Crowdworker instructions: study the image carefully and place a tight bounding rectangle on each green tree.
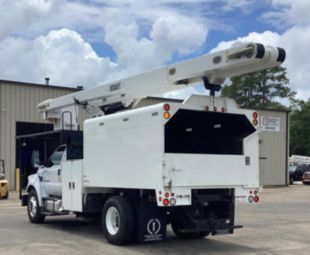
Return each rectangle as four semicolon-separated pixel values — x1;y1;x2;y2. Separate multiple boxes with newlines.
290;100;310;156
222;66;295;109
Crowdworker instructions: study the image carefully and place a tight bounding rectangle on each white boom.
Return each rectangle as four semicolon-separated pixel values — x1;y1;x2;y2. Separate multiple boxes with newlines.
38;42;285;130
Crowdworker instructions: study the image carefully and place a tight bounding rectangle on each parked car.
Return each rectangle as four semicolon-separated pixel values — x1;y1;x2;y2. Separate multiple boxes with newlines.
290;164;310;184
302;171;310;185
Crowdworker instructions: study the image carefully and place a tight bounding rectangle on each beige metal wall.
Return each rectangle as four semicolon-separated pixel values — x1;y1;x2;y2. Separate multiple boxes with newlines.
0;81;78;190
258;110;289;186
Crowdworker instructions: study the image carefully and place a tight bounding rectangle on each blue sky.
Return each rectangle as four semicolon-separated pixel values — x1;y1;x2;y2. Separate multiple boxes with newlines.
0;0;309;100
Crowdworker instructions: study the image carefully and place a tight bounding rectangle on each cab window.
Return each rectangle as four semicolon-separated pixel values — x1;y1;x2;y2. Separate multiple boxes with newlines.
49;146;65;166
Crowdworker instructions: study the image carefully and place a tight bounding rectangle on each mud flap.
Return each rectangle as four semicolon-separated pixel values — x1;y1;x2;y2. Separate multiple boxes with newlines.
138;200;166;242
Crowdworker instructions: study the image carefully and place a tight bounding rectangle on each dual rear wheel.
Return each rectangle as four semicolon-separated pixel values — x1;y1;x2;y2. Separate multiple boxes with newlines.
102;196;210;244
102;196;135;245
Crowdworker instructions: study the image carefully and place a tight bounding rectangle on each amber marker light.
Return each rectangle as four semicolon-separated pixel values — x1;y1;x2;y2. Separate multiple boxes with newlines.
253;119;258;126
164;112;171;119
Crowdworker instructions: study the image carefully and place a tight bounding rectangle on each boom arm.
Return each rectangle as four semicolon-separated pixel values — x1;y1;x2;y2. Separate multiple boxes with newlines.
38;42;285;130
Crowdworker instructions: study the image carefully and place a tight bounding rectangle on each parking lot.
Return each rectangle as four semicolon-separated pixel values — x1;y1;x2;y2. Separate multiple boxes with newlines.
1;185;309;255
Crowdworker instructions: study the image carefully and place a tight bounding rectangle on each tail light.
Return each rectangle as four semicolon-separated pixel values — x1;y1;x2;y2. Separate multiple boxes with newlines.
252;111;258;126
163;104;171;119
163;198;169;206
163;104;170;111
253;196;259;203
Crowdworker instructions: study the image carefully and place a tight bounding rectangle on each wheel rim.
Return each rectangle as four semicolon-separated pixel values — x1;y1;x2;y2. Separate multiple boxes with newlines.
28;196;38;217
105;206;120;235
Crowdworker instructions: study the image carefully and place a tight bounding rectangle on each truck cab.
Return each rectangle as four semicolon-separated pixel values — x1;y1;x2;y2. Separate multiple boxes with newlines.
37;145;66;197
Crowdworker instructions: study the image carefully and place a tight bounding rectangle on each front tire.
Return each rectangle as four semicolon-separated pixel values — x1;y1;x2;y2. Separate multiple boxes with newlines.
102;196;135;245
27;190;45;223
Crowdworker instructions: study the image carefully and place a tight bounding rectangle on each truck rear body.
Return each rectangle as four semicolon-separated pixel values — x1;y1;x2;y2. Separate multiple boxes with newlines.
83;95;260;206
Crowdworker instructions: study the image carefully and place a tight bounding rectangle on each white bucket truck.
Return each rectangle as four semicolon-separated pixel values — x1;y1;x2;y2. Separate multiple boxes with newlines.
19;42;286;245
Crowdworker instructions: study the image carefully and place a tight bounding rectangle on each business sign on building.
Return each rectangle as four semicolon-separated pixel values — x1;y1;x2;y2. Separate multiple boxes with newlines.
260;116;281;132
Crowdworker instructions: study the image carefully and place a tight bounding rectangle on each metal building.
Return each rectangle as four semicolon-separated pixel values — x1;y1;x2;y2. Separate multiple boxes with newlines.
0;80;80;190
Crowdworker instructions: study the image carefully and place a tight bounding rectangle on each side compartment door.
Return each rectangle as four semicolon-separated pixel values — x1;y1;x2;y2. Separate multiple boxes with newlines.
71;160;83;211
62;161;72;210
62;160;83;212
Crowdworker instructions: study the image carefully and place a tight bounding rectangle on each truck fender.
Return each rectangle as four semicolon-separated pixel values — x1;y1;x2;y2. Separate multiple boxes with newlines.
26;174;46;207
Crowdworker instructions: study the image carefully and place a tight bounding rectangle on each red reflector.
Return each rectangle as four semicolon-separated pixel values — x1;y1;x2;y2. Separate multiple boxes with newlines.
163;198;169;206
163;104;170;111
254;196;259;203
254;190;258;195
158;197;162;202
165;192;169;198
214;106;217;112
171;192;175;197
253;112;258;119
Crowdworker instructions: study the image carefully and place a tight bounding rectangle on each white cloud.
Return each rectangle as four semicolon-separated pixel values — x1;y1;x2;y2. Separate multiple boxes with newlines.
211;31;281;52
0;29;114;86
0;0;54;40
0;19;207;88
264;0;310;28
151;16;207;55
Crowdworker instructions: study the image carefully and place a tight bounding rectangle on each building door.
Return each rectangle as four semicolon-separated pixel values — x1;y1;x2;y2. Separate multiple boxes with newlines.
16;122;53;189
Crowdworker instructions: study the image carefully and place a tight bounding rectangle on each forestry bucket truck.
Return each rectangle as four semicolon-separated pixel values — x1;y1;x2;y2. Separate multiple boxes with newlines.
17;42;286;245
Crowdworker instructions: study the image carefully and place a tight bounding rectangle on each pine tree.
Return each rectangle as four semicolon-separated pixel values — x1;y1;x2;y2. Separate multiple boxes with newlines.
222;66;295;109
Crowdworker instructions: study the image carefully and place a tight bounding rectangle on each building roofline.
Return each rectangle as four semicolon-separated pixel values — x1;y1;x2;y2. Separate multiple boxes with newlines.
242;106;291;113
0;79;82;91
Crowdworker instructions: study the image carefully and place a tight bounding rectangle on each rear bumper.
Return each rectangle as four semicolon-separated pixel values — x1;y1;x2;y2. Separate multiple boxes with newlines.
302;178;310;184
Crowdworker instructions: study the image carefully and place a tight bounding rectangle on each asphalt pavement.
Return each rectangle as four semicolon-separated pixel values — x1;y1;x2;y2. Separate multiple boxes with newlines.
0;184;309;255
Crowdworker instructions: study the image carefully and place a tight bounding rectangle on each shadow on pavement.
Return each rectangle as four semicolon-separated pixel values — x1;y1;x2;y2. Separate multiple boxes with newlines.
43;216;259;255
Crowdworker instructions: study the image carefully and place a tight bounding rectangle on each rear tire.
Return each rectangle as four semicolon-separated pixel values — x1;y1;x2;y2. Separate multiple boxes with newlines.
102;196;135;245
27;190;45;223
